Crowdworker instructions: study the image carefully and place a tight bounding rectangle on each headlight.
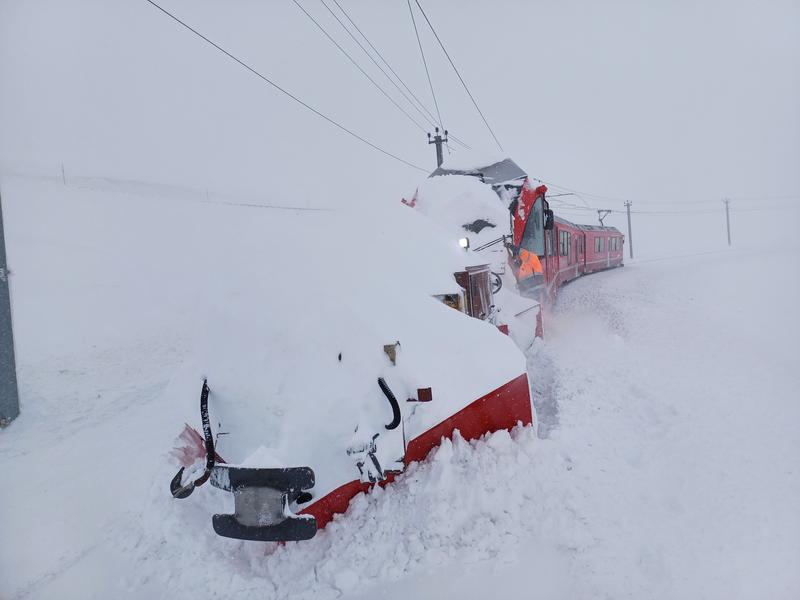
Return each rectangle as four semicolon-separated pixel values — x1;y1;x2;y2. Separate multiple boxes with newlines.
458;237;470;250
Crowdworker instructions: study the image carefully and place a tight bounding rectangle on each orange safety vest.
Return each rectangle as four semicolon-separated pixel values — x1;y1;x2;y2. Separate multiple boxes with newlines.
519;248;543;278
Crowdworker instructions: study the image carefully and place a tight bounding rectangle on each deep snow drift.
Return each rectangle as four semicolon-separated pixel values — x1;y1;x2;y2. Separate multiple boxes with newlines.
1;176;799;599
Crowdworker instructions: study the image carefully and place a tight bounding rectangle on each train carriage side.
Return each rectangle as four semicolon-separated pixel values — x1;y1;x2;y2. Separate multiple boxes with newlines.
579;225;625;273
549;217;585;289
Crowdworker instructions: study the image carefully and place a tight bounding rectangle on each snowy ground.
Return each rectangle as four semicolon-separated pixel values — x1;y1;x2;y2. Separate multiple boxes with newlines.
1;177;799;599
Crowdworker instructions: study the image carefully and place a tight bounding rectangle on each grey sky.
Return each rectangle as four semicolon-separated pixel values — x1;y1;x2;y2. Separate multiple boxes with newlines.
1;0;797;250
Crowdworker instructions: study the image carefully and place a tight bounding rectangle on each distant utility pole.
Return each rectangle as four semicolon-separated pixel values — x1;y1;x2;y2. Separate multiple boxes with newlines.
723;198;731;246
427;127;448;168
597;209;611;227
0;186;20;427
624;201;633;259
61;163;66;186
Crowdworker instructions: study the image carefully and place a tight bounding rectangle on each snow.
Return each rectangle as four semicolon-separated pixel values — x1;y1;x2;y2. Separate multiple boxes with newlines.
412;173;541;349
436;150;510;173
0;173;527;524
414;174;511;249
1;174;799;599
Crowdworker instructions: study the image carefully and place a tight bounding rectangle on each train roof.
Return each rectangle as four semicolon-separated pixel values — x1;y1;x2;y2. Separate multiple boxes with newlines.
555;215;622;234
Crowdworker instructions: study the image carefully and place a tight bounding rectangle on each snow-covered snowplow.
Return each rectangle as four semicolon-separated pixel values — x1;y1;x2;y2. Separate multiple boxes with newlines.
166;203;533;542
407;154;549;345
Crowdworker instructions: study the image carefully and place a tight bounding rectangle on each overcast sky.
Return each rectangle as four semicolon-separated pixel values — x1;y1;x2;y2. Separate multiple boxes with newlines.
1;0;798;251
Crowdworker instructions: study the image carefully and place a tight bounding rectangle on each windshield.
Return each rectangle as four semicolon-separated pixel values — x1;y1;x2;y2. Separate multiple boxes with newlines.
520;195;545;256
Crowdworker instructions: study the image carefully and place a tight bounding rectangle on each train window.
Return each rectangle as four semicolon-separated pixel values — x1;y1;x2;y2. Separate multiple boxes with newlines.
559;230;570;256
520;195;545;256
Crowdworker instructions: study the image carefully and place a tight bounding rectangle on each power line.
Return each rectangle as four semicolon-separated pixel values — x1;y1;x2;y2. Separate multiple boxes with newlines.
142;0;427;172
292;0;429;135
332;0;434;122
407;0;445;134
319;0;431;126
414;0;504;152
330;0;469;149
327;0;471;150
549;201;721;215
320;0;466;147
538;176;800;211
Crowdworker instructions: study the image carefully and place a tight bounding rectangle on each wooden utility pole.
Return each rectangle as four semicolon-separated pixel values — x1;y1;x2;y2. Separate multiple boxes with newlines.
723;198;731;246
624;201;633;259
427;127;448;168
0;186;20;426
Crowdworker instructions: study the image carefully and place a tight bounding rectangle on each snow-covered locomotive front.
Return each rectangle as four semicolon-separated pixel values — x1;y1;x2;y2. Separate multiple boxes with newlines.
167;202;532;541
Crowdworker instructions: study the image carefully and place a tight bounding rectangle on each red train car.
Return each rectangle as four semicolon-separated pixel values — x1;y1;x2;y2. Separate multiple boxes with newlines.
428;156;625;304
579;223;625;274
542;218;624;298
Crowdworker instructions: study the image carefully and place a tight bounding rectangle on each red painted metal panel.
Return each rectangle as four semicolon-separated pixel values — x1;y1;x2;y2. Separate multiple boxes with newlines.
301;373;532;529
511;180;548;247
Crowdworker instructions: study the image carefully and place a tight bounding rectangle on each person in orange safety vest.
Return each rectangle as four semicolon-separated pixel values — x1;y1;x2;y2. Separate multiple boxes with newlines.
518;248;543;279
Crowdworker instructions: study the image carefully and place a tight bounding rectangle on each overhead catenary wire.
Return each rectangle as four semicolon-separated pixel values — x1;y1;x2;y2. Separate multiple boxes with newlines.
414;0;504;152
142;0;427;173
321;0;470;150
292;0;430;135
407;0;446;136
535;176;800;212
329;0;472;150
550;201;799;216
331;0;436;122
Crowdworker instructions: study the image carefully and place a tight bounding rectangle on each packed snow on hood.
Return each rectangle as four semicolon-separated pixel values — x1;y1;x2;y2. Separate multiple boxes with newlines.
1;175;798;600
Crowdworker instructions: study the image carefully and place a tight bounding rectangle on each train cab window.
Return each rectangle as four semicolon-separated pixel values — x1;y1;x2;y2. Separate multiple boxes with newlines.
520;195;545;256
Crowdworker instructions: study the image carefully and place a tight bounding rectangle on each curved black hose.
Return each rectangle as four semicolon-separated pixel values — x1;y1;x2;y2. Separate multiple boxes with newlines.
199;379;215;476
491;271;503;294
170;379;215;499
377;377;401;430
